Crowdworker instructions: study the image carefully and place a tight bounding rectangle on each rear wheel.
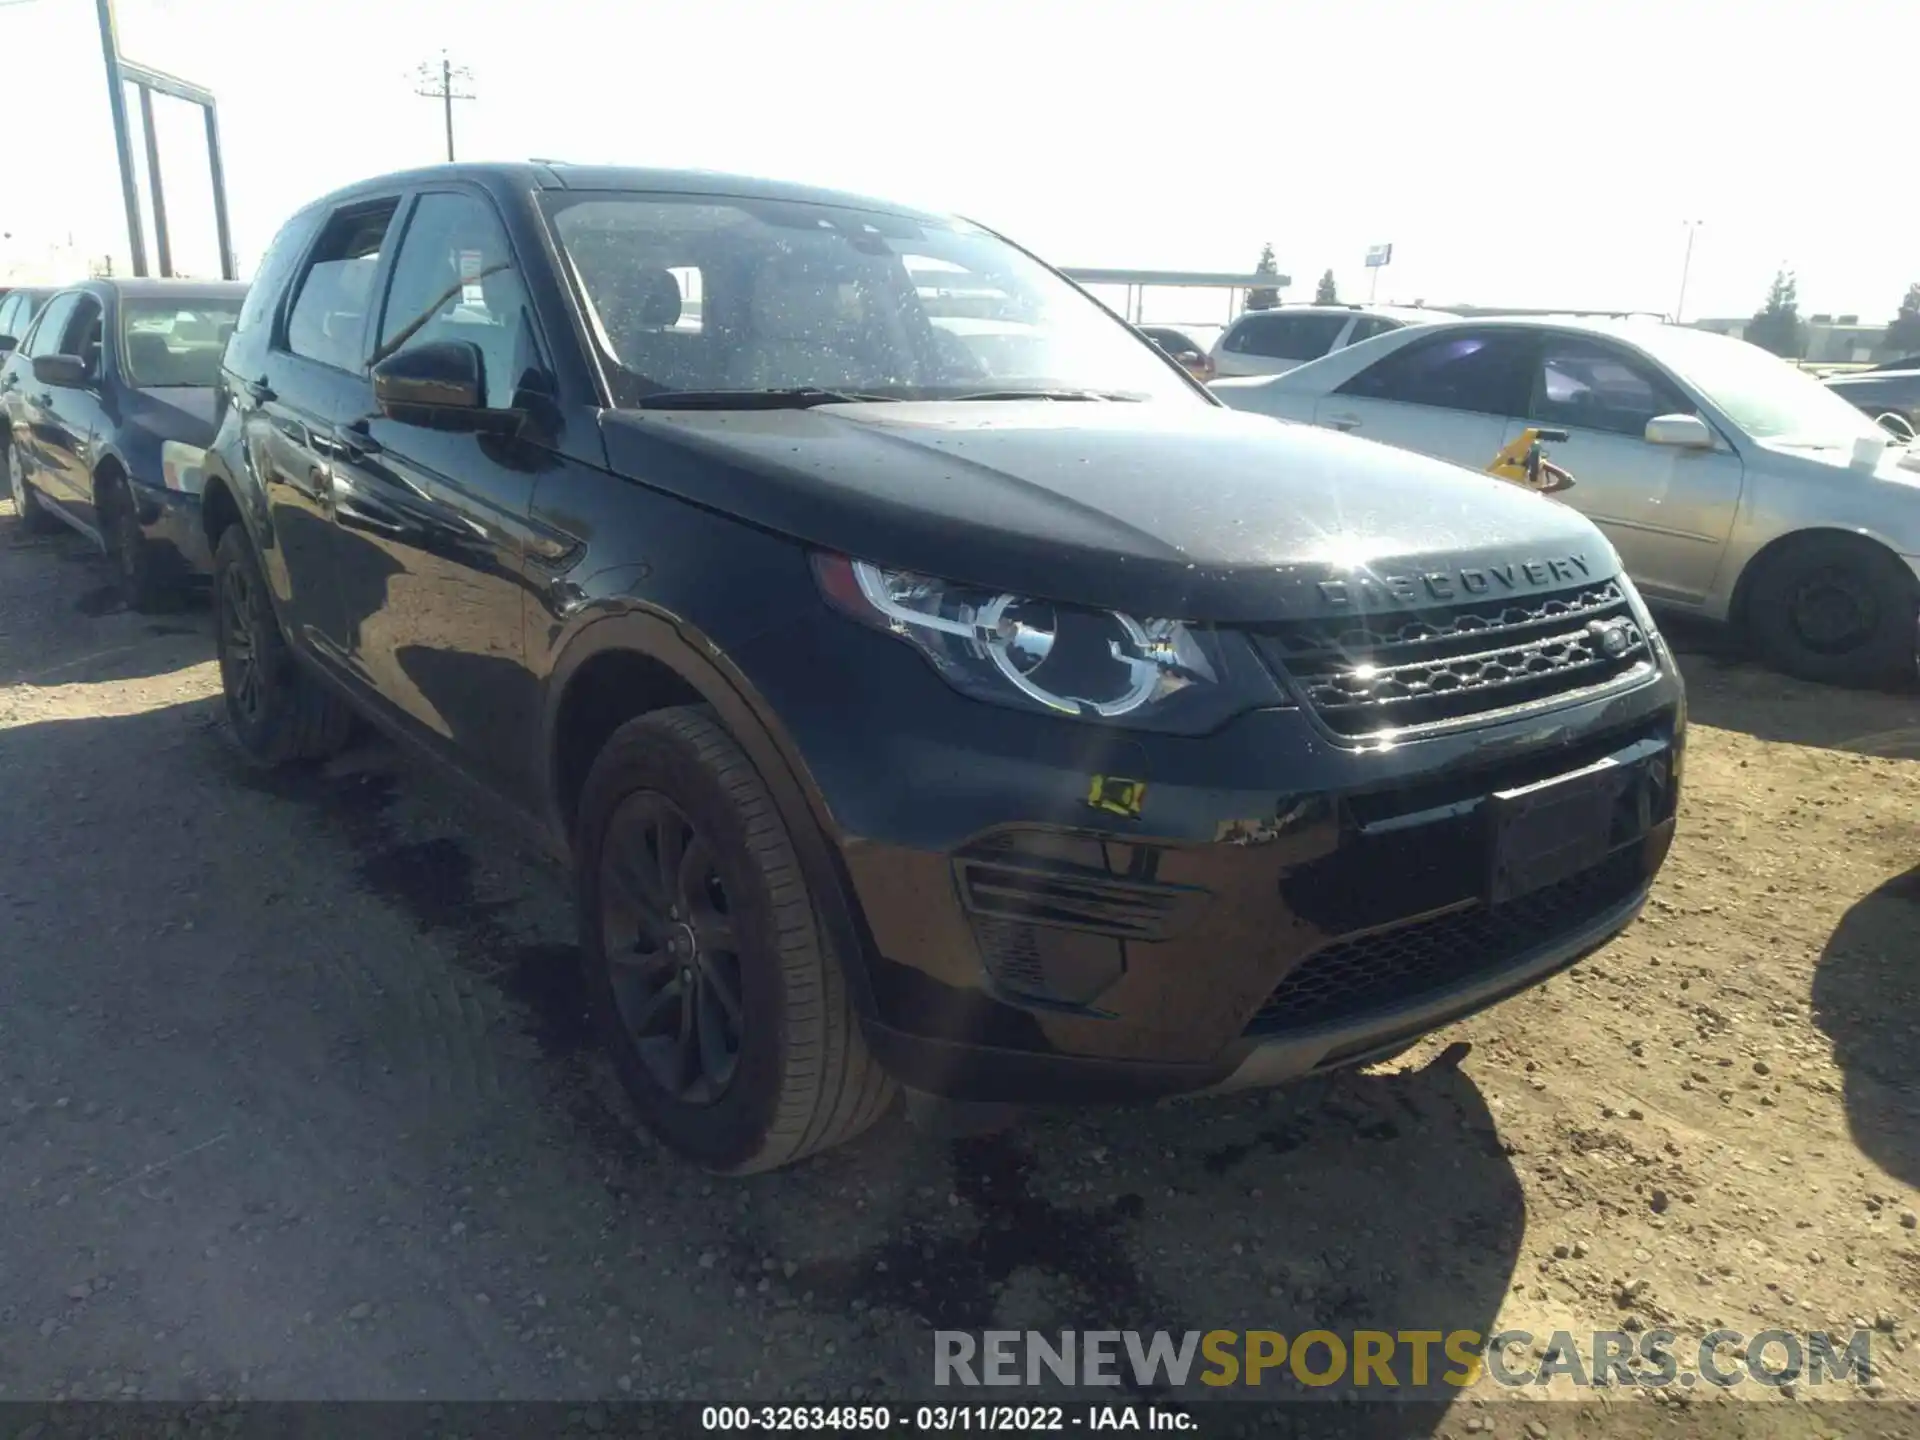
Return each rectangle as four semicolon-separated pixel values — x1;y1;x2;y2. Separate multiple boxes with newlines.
212;523;355;766
6;440;55;533
576;706;895;1173
1747;534;1918;688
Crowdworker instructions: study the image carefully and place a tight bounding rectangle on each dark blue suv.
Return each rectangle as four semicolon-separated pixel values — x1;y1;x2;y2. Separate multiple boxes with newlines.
196;162;1684;1173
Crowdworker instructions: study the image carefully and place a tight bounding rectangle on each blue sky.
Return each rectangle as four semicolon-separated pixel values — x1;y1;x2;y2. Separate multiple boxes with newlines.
3;0;1911;329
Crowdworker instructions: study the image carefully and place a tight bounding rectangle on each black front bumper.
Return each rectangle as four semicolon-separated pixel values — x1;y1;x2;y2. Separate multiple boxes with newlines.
735;614;1685;1104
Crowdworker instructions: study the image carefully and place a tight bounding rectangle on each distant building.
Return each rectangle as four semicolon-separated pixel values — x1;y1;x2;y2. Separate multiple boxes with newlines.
1692;314;1887;363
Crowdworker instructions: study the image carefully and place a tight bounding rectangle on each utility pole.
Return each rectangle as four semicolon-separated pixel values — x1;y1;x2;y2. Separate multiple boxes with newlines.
1675;220;1703;325
413;52;474;162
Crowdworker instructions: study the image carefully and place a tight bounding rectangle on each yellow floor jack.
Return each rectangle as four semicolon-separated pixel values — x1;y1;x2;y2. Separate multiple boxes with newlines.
1486;427;1576;495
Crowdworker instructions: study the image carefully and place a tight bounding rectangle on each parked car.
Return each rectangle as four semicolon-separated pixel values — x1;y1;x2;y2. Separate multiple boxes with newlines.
0;286;54;354
1137;324;1215;382
1213;317;1920;687
1210;304;1457;378
1;278;245;605
1825;355;1920;439
198;162;1683;1174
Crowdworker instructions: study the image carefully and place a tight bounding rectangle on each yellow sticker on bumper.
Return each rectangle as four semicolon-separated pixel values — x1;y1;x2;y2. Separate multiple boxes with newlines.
1087;775;1147;819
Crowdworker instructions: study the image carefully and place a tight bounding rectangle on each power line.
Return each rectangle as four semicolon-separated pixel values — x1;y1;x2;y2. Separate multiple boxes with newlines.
413;51;475;163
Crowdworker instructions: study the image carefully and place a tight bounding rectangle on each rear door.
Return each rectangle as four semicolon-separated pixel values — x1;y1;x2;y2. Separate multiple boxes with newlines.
326;184;553;802
252;198;403;662
9;291;80;502
1318;326;1537;469
1503;331;1744;603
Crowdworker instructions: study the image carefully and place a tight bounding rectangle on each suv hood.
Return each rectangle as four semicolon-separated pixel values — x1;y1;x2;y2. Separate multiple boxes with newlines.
600;401;1617;621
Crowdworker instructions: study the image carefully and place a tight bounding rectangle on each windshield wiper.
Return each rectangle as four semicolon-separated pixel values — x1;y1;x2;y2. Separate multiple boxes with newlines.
946;388;1144;402
632;387;903;410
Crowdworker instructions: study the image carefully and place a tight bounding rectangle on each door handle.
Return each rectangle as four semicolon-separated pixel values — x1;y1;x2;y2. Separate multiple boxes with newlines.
243;378;275;404
1323;413;1362;432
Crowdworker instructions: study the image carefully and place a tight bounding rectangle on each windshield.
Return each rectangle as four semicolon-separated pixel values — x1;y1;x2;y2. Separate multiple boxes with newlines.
542;192;1203;406
1642;327;1888;445
121;299;241;388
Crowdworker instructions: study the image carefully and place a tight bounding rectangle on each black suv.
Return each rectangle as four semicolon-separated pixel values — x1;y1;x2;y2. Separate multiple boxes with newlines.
198;163;1685;1174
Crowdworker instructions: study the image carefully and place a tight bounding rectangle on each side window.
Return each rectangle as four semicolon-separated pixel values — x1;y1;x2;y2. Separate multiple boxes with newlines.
1234;312;1348;361
1345;316;1396;346
1532;335;1696;438
235;210;322;338
1337;328;1536;417
375;191;542;411
66;297;104;378
0;295;23;341
23;293;79;359
284;201;400;373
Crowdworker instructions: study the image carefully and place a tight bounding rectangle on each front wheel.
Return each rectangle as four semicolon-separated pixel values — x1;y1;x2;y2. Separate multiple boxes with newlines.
212;524;355;766
1747;535;1919;688
100;474;171;611
575;706;896;1174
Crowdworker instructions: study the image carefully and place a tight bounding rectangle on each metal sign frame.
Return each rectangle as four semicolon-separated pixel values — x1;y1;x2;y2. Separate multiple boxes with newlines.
95;0;236;279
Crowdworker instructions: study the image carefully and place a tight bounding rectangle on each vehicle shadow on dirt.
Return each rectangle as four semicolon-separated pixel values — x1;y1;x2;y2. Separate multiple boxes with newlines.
1811;865;1920;1191
1672;646;1920;759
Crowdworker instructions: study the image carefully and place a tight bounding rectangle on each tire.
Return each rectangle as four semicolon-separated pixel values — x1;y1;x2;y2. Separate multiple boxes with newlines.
99;472;171;612
1746;534;1919;688
212;523;355;766
6;439;55;533
575;705;896;1173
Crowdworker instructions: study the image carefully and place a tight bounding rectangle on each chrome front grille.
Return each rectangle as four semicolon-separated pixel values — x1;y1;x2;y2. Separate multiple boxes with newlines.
1252;579;1652;737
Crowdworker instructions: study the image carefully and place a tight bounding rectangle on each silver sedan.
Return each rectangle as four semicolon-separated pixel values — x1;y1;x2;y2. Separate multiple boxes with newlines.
1212;316;1920;686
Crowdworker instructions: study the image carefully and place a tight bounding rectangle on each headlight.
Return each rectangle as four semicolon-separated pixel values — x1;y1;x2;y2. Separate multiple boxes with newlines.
811;554;1282;733
160;440;207;495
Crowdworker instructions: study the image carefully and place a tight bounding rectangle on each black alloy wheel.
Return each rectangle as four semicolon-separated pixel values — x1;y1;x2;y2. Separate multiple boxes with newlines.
598;791;746;1104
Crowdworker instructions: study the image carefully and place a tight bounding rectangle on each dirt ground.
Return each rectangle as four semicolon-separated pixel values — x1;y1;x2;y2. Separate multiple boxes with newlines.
1;505;1916;1436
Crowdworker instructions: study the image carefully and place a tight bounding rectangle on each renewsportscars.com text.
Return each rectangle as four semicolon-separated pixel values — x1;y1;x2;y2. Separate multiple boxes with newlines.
934;1328;1877;1391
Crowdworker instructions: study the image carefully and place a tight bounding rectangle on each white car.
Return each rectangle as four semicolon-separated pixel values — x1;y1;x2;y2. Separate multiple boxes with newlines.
1209;305;1458;378
1212;317;1920;685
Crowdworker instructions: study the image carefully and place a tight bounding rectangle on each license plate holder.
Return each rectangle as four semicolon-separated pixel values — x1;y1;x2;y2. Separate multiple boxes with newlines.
1487;761;1619;905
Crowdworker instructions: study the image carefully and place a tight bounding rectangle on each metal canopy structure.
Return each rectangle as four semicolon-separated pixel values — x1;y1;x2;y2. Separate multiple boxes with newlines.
95;0;236;279
1061;268;1293;323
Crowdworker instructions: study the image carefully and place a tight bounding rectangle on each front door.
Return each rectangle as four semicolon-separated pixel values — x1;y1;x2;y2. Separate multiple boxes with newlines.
1506;332;1745;604
42;293;109;528
327;187;550;804
1317;327;1538;472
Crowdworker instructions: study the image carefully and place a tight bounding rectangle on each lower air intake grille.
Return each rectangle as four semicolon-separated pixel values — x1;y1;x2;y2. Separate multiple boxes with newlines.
1245;849;1644;1036
1251;579;1652;736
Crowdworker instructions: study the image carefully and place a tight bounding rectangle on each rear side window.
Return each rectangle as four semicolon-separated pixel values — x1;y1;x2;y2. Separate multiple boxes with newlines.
1345;316;1398;346
235;210;322;338
1337;328;1536;417
1225;312;1348;361
284;201;400;372
0;294;24;341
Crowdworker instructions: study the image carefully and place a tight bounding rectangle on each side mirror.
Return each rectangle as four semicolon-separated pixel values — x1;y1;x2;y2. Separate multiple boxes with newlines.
372;340;510;429
32;353;90;388
0;336;16;356
1644;413;1715;449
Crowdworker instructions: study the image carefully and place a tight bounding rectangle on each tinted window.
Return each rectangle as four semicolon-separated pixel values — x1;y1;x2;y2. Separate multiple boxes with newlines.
236;210;321;338
1532;335;1696;437
284;201;399;372
1345;316;1398;345
1225;312;1349;361
376;192;542;411
1337;328;1535;416
67;297;104;378
23;293;79;359
122;300;244;387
